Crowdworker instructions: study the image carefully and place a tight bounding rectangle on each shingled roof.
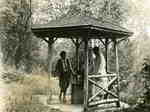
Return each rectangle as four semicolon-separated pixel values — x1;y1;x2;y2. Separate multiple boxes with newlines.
32;14;133;39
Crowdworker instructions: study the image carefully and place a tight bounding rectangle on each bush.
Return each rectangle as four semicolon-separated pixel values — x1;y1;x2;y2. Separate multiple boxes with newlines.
120;72;145;105
113;104;150;112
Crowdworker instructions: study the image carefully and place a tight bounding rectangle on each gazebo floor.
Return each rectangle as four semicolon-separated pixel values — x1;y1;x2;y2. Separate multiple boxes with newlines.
47;95;130;112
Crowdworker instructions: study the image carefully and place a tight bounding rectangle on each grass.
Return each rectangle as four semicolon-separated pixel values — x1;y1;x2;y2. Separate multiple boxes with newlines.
1;70;61;112
2;69;148;112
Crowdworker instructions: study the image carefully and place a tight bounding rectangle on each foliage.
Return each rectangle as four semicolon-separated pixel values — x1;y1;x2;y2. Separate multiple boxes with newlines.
32;0;131;24
110;40;150;105
0;0;39;72
120;72;145;105
108;40;133;79
113;105;150;112
32;0;70;24
68;0;130;23
140;59;150;104
107;40;144;105
117;33;150;105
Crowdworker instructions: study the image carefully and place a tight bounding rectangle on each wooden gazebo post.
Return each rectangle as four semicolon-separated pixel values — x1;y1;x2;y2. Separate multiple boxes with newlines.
105;38;109;72
71;38;82;71
84;37;89;111
42;37;57;75
47;38;53;74
114;39;120;107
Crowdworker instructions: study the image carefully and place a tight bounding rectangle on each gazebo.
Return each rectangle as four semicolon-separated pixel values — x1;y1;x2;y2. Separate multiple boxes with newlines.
31;13;133;111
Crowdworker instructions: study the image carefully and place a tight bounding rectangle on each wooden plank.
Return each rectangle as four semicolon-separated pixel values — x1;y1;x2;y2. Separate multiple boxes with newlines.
89;98;118;107
99;38;105;46
108;77;117;88
42;38;49;43
104;77;117;98
88;74;116;78
88;89;103;102
88;105;121;112
88;73;102;75
71;38;76;45
88;79;118;98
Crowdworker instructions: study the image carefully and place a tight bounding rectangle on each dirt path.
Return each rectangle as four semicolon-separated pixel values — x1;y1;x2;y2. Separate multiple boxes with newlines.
0;78;7;112
47;94;83;112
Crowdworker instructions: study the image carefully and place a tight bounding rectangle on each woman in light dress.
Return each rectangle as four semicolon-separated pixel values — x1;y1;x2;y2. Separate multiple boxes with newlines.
91;47;108;97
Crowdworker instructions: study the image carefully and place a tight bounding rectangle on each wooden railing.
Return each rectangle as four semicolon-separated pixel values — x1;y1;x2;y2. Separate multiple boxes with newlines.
87;72;119;107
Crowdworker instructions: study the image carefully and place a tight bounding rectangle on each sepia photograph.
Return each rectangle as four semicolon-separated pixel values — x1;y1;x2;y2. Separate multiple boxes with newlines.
0;0;150;112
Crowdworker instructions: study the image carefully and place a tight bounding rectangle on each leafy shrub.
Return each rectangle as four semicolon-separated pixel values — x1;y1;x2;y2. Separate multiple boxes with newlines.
120;72;145;105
